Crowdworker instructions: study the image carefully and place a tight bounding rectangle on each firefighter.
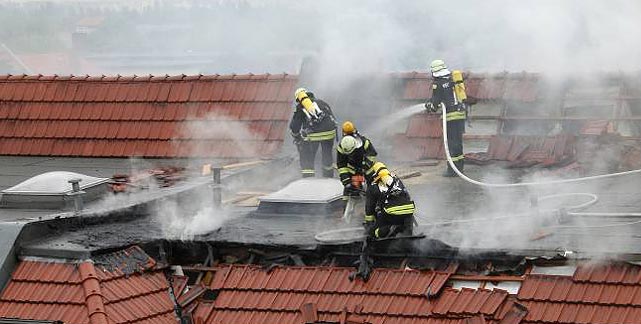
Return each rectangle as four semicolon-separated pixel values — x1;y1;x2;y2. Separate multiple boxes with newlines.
337;121;378;196
364;162;415;239
290;88;337;178
425;59;467;177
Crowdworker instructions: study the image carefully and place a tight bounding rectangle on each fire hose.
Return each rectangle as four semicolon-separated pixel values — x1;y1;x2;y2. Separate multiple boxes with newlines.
437;106;641;229
314;107;641;244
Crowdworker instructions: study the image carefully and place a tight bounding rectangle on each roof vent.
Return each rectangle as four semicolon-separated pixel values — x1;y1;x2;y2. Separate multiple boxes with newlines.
256;178;345;215
0;171;109;209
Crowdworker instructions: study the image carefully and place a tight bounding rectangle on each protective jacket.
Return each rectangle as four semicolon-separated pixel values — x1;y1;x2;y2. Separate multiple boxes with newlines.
364;176;415;239
429;73;466;175
430;75;467;122
336;133;378;186
289;99;337;142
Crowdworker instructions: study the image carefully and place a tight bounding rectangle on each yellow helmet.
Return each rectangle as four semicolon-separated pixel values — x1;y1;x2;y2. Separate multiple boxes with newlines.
342;121;356;135
371;162;389;183
374;168;391;184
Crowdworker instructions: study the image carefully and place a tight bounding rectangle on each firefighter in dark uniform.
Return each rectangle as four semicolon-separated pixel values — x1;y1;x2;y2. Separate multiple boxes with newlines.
425;59;467;177
364;162;415;239
290;88;337;178
336;121;378;196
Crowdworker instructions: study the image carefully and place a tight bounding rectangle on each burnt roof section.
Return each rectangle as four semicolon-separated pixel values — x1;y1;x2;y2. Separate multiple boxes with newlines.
92;245;157;276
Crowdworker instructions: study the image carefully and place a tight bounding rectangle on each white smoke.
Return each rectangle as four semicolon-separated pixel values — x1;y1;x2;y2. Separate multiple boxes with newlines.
4;0;641;75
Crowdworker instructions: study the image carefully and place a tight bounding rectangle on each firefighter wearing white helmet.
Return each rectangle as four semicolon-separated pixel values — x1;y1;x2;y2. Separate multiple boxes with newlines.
363;162;415;239
336;121;378;197
289;87;337;178
425;59;468;177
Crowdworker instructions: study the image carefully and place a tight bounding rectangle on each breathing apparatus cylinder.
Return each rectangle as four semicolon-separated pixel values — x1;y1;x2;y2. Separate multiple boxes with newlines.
295;89;321;120
452;70;467;103
296;91;314;111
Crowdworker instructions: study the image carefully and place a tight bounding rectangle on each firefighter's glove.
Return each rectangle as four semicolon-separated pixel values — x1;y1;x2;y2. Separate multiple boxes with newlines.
292;134;303;145
425;101;437;113
343;184;360;197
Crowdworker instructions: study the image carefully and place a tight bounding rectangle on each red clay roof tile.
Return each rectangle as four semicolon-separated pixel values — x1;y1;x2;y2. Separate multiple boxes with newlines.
168;83;192;102
504;75;539;102
402;78;433;100
0;248;175;323
574;262;641;285
189;264;537;324
21;83;37;101
1;71;542;160
0;248;176;324
0;75;295;157
514;262;641;324
267;121;287;141
0;303;90;324
431;288;508;317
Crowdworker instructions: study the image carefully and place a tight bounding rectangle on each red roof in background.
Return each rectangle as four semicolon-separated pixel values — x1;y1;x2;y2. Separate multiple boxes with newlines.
0;74;297;159
393;114;444;161
390;72;540;161
0;71;544;160
0;246;176;324
392;72;540;102
484;135;576;167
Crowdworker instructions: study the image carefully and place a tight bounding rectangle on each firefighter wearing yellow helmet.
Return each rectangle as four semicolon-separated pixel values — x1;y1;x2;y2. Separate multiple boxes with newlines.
290;87;338;178
425;59;468;177
342;121;356;136
363;162;415;239
336;121;378;196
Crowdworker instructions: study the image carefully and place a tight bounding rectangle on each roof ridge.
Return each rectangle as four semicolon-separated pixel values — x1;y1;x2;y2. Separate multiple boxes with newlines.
217;263;451;273
0;73;297;82
78;261;109;324
209;286;437;297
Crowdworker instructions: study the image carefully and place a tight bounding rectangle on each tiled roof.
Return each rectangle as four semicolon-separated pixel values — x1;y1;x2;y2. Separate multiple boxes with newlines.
186;262;641;324
189;264;527;324
0;73;297;158
390;72;540;161
0;246;176;324
393;72;540;102
5;253;641;324
518;262;641;324
580;120;611;136
391;109;444;161
485;135;576;167
402;113;444;160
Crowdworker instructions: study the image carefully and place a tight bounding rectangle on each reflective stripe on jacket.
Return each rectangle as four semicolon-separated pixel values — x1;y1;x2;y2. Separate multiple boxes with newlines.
383;202;416;216
305;129;336;141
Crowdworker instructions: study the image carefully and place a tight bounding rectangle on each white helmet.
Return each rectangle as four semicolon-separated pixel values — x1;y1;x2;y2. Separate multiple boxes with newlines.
430;59;447;73
340;135;361;154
